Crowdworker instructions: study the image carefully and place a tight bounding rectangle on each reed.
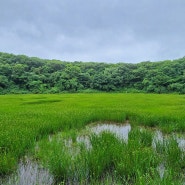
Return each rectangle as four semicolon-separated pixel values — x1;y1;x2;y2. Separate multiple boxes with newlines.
0;93;185;183
33;127;184;184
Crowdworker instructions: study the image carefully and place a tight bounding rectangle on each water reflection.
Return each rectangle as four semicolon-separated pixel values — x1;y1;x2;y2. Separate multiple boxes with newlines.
75;122;131;149
157;163;165;179
1;159;53;185
2;121;184;184
176;137;185;151
90;122;131;141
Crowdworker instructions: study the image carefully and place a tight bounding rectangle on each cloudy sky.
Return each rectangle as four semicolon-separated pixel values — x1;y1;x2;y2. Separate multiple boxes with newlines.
0;0;185;63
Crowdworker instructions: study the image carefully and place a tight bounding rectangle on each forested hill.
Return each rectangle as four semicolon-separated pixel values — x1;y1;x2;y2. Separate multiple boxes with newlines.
0;52;185;94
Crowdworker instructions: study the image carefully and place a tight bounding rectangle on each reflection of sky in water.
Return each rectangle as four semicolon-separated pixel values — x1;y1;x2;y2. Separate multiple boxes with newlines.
152;130;164;149
157;163;165;179
152;130;185;151
91;123;131;141
153;130;185;180
2;122;184;184
176;138;185;151
1;159;53;185
77;123;131;149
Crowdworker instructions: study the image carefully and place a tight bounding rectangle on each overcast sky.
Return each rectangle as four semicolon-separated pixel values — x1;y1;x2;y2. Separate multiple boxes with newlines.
0;0;185;63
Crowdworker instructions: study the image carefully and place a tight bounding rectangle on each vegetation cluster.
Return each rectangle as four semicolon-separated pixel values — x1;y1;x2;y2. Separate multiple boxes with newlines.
0;52;185;94
0;93;185;184
35;127;185;184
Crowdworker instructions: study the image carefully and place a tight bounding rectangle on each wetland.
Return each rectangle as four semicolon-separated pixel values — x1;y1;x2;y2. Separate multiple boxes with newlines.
0;93;185;184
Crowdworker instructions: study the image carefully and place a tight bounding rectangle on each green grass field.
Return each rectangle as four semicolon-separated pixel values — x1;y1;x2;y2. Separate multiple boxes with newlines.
0;93;185;184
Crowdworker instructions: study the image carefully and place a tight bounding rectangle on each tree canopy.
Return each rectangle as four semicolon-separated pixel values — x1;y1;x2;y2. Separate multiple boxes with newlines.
0;52;185;94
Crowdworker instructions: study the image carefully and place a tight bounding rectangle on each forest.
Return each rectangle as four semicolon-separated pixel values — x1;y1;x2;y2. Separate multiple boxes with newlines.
0;52;185;94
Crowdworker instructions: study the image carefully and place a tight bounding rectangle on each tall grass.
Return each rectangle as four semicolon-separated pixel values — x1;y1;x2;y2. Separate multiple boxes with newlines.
0;93;185;178
33;128;184;184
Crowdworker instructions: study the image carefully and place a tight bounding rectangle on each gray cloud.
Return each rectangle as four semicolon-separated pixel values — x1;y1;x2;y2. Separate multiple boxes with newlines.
0;0;185;63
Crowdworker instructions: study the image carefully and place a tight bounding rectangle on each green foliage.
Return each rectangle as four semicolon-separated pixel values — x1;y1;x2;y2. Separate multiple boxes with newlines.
0;52;185;94
0;93;185;179
33;127;184;184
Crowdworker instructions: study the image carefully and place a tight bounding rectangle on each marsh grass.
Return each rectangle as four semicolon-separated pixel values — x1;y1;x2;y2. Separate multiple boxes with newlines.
0;93;185;183
32;126;184;184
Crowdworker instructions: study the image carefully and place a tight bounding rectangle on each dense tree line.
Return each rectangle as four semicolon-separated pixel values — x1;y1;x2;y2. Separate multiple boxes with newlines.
0;52;185;94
